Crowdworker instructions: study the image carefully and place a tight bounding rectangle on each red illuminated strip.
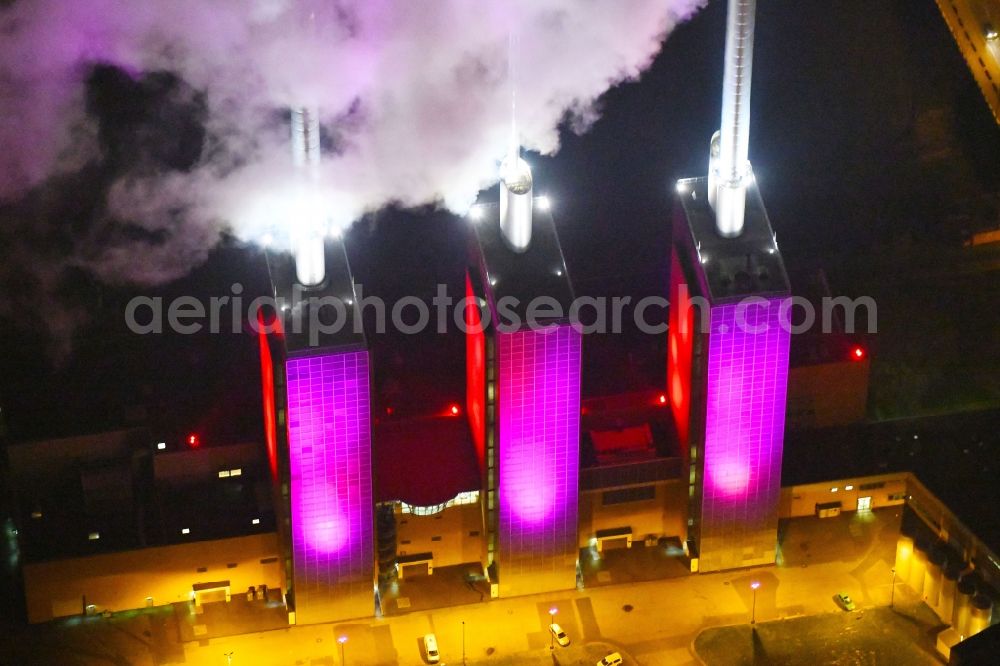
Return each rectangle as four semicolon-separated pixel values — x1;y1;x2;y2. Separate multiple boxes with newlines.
257;311;280;482
667;249;694;448
465;271;486;470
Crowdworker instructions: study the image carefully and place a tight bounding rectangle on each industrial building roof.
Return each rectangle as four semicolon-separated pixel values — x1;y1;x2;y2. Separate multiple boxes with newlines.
373;414;480;506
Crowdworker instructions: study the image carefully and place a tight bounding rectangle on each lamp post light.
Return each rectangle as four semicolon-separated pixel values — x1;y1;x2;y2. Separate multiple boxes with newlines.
890;568;896;608
462;621;466;665
750;581;761;625
224;652;233;666
338;636;348;665
548;607;558;650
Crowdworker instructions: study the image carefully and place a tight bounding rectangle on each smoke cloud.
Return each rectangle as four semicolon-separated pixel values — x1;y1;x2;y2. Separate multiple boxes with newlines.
0;0;705;289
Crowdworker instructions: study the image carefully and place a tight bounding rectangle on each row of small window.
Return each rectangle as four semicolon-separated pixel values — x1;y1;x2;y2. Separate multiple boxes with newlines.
86;518;261;542
399;532;480;546
400;491;480;515
829;481;887;493
602;485;656;506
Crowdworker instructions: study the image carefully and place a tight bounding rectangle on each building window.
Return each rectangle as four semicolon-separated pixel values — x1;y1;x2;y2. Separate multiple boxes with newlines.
88;532;100;541
888;492;907;501
859;481;885;491
260;557;278;565
602;485;656;506
431;536;442;542
469;531;480;537
400;490;480;516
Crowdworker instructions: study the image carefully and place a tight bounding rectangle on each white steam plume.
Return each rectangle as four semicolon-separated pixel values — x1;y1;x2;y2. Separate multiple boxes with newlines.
0;0;705;286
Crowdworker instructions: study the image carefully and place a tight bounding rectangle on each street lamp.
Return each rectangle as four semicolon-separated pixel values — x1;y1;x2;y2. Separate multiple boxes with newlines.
750;581;761;625
548;607;558;650
462;620;466;665
224;652;233;666
338;636;348;665
890;568;896;608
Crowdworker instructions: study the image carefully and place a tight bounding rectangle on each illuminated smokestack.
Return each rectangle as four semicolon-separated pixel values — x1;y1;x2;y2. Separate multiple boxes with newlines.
499;148;533;252
291;106;325;286
499;32;532;253
710;0;756;238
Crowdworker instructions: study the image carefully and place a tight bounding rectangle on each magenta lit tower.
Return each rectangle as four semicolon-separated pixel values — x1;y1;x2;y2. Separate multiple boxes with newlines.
260;107;374;624
466;152;581;597
668;0;792;573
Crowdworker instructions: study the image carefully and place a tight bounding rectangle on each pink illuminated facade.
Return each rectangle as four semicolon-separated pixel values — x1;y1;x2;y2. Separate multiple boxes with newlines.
285;351;374;623
495;325;581;596
698;300;790;571
467;200;581;597
671;177;791;573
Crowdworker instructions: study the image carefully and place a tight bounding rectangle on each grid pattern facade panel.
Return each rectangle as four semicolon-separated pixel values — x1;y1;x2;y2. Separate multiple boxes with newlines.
286;351;373;621
700;300;790;572
497;325;581;594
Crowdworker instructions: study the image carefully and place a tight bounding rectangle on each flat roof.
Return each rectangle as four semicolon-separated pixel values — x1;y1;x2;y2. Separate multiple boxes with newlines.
468;200;575;325
266;236;366;355
783;408;1000;551
373;414;480;506
674;177;790;301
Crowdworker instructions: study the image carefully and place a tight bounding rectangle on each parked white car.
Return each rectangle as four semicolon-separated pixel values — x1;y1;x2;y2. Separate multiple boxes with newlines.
549;623;570;647
422;633;440;663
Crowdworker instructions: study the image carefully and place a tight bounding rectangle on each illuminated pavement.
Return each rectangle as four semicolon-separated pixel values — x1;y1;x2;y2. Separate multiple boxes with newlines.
693;604;942;665
935;0;1000;123
0;509;905;665
178;509;902;666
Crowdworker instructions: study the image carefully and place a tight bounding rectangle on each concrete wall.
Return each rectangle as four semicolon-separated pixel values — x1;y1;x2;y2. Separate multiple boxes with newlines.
578;480;687;548
23;533;281;623
779;473;908;518
395;503;483;570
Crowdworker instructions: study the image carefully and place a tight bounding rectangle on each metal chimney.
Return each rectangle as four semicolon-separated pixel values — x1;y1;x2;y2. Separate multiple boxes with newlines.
499;148;533;253
711;0;756;238
290;106;326;286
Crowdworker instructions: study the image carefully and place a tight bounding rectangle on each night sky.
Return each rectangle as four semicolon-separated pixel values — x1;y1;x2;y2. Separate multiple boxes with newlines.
1;0;998;442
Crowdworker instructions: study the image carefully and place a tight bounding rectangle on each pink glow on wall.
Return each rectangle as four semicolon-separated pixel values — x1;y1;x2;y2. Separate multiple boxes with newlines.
497;324;580;548
285;351;373;618
702;299;789;506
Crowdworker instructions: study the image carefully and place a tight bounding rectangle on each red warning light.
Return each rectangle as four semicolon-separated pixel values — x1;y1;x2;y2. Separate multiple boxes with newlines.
187;433;201;448
449;404;460;416
850;346;866;361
